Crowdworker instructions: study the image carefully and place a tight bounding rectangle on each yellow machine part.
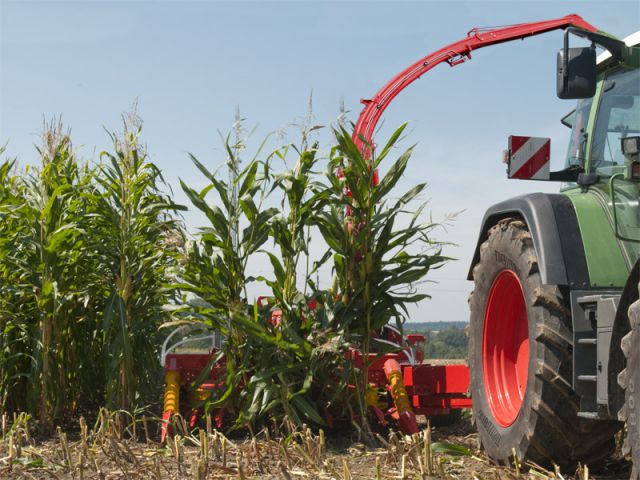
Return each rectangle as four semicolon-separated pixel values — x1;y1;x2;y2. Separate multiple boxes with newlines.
366;384;383;408
386;369;412;415
163;370;180;415
189;386;210;406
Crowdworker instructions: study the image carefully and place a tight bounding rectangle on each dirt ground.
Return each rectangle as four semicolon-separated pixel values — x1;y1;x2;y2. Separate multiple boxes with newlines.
0;414;633;480
0;359;631;478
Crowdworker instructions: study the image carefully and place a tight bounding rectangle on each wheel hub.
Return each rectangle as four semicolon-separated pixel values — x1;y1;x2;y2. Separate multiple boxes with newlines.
482;269;530;427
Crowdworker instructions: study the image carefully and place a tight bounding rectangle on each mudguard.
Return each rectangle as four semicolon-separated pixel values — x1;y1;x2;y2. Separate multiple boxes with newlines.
467;193;590;288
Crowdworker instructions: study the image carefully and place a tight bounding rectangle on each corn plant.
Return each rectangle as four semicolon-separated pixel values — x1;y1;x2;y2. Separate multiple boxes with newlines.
176;122;448;436
234;140;346;430
176;125;347;431
0;115;187;429
87;116;185;413
176;128;278;415
316;124;448;436
0;122;96;432
0;158;31;413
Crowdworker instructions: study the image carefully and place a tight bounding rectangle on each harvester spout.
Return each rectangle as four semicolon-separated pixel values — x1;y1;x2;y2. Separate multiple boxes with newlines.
352;14;598;155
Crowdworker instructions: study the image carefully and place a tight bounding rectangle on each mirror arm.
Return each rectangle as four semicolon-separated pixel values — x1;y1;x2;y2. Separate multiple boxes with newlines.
549;165;584;181
563;29;570;77
566;27;627;61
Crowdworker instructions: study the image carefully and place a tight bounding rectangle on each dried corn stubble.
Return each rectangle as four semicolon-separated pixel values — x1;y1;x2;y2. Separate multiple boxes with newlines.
0;412;623;480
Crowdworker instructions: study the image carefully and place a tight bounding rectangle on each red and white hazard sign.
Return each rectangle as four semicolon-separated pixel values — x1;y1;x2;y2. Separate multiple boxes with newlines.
508;136;551;180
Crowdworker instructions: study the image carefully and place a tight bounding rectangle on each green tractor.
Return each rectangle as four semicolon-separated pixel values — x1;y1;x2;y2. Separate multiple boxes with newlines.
468;28;640;473
353;14;638;472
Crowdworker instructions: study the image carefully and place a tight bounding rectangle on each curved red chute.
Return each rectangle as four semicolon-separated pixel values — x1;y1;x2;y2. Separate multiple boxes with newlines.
352;14;598;154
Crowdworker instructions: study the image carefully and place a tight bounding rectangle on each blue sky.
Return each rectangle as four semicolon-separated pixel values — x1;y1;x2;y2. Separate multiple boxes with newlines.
1;0;638;323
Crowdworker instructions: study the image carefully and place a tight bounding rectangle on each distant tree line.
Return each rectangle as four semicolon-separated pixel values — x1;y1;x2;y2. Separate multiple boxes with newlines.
417;327;468;359
405;321;468;332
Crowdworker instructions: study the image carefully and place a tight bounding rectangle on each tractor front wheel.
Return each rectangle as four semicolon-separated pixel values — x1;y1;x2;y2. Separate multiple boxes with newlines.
469;218;619;469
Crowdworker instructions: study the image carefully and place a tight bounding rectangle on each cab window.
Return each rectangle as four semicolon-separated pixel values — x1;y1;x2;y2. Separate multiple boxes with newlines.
590;68;640;174
564;98;592;169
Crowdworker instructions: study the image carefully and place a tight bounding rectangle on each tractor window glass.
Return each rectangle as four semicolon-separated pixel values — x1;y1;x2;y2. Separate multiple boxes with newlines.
590;68;640;175
564;99;592;169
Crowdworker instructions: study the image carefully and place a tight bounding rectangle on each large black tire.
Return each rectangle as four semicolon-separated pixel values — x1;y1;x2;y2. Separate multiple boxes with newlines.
469;218;620;469
619;295;640;479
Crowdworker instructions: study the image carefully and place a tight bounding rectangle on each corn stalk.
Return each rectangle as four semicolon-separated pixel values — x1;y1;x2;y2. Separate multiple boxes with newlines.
0;122;94;432
241;140;343;430
89;116;185;412
0;158;30;414
317;124;448;437
177;129;347;431
176;128;277;415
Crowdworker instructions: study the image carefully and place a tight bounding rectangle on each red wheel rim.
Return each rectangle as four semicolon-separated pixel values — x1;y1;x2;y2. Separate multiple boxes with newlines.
482;269;530;427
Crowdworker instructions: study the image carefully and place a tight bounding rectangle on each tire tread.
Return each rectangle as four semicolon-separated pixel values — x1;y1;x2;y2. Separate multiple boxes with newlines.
618;296;640;479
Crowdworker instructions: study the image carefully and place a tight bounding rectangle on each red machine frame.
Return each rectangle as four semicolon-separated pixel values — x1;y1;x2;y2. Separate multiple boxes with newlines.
162;14;599;440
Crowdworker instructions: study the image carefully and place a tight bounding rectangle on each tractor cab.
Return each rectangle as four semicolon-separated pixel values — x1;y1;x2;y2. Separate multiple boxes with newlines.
504;29;639;186
542;32;639;252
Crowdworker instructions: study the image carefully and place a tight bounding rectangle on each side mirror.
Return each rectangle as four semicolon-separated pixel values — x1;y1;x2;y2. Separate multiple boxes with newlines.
557;32;596;99
506;136;551;180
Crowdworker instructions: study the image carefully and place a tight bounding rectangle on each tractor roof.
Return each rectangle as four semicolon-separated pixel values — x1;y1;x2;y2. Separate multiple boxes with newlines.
597;30;640;64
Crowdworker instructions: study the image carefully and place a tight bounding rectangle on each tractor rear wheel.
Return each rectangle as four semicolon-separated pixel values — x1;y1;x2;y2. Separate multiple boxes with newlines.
469;218;619;468
619;294;640;479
